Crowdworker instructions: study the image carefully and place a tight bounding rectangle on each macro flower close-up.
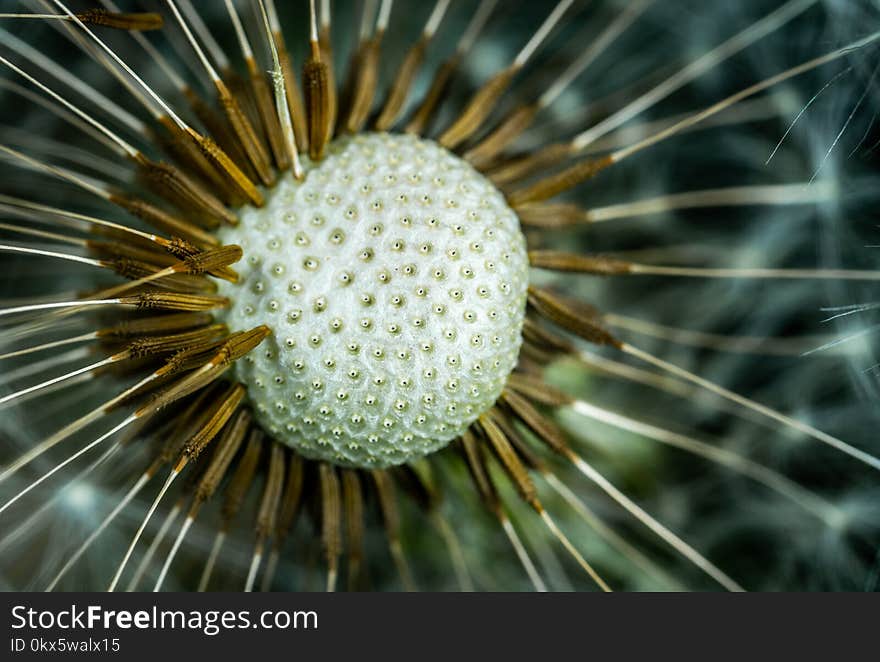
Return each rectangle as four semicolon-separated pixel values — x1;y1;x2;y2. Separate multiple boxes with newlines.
0;0;879;594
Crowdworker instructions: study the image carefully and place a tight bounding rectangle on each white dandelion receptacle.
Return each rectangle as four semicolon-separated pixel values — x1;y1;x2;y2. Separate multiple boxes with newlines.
219;133;529;467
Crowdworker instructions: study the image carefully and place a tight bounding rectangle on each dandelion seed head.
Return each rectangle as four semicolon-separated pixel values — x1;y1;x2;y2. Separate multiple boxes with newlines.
1;0;878;593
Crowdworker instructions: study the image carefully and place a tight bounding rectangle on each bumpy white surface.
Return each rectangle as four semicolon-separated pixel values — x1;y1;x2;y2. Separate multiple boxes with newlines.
218;133;528;468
